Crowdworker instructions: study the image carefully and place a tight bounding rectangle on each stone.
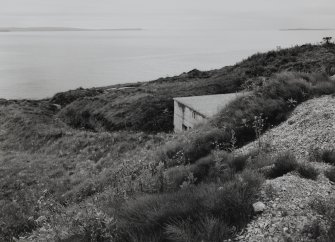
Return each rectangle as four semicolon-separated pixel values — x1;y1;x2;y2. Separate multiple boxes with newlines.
50;103;62;111
253;202;266;213
36;215;47;224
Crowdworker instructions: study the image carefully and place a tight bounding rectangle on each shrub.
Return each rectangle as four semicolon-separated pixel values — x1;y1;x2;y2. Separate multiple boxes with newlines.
228;154;250;172
322;149;335;165
163;156;215;192
268;152;298;178
184;141;212;164
247;152;275;170
163;166;190;191
51;87;104;106
164;216;232;242
115;170;264;241
0;192;38;241
157;141;185;168
297;163;319;180
0;202;37;241
190;155;216;181
302;220;325;240
325;168;335;182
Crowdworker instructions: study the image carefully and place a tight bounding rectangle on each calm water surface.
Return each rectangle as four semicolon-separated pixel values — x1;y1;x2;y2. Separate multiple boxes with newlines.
0;29;334;99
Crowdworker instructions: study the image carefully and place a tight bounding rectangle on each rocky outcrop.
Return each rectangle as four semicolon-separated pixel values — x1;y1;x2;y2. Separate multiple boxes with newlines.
237;175;334;241
240;95;335;164
236;95;335;241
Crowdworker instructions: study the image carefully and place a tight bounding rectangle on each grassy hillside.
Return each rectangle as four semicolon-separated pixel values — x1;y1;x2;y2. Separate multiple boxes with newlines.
1;42;335;241
0;100;171;240
54;43;335;133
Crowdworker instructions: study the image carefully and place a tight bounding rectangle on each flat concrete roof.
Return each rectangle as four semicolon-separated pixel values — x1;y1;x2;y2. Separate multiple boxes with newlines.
173;92;251;117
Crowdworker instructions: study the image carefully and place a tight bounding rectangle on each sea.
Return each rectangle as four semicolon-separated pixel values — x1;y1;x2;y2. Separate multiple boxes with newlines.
0;29;334;99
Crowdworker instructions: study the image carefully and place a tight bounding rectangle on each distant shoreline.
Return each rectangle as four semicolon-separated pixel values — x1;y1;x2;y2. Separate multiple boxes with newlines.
0;27;143;32
280;28;335;31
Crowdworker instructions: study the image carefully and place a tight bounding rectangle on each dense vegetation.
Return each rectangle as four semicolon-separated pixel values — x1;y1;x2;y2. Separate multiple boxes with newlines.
1;42;335;241
158;72;335;165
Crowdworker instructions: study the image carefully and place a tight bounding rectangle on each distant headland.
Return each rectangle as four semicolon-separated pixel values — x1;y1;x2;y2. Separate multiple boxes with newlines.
280;28;335;31
0;27;143;32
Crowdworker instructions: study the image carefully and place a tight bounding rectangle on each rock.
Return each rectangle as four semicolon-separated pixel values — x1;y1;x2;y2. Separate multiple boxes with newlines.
49;103;62;111
36;215;47;224
253;202;266;213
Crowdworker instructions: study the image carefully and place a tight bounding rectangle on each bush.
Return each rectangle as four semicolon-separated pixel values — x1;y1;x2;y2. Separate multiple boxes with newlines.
51;87;104;106
227;154;250;172
184;141;212;164
115;170;264;241
0;192;38;241
217;152;251;172
190;155;216;181
322;149;335;165
268;152;298;178
161;128;231;165
163;156;216;192
163;166;190;191
247;152;275;170
297;163;319;180
302;220;325;240
325;168;335;182
157;141;185;168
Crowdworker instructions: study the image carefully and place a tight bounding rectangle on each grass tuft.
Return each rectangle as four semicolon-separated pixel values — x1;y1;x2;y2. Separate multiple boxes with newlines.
325;168;335;182
268;152;298;178
322;149;335;165
115;170;264;241
297;163;319;180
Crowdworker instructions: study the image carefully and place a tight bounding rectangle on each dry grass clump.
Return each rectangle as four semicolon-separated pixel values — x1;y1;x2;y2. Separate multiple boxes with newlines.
297;163;319;180
267;152;298;178
115;169;264;242
325;168;335;182
322;149;335;165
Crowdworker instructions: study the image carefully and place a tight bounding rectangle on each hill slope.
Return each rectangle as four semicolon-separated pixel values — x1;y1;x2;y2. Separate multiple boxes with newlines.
54;43;335;133
237;95;335;241
2;43;335;241
240;95;335;161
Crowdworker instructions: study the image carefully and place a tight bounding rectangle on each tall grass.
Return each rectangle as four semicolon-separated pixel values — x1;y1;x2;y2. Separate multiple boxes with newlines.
115;169;264;242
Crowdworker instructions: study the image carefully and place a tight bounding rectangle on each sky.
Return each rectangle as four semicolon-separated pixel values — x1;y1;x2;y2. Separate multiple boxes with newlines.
0;0;335;30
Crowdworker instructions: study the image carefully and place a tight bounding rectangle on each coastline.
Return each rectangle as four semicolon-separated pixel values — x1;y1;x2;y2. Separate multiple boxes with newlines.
0;27;143;32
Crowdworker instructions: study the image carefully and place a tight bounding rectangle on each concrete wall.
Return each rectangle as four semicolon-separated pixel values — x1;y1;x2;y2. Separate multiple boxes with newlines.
174;101;207;132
